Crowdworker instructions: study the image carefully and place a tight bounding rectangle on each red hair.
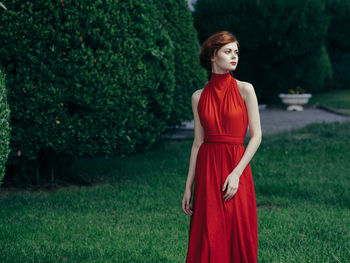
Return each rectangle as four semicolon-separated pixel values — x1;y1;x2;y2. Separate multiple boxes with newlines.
199;31;240;72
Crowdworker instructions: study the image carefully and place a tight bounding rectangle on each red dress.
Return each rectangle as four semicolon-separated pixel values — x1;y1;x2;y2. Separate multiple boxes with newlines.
185;72;258;263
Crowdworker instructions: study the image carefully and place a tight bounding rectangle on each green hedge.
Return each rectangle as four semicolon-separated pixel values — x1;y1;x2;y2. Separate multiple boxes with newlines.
193;0;331;103
0;68;11;188
153;1;207;128
0;0;204;186
1;0;176;162
325;0;350;90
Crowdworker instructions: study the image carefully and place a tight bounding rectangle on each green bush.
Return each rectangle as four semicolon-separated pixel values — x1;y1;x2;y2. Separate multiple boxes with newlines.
0;0;177;162
0;68;11;188
295;44;332;93
153;1;207;128
0;0;204;186
0;0;176;185
325;0;350;90
193;0;331;103
1;0;177;162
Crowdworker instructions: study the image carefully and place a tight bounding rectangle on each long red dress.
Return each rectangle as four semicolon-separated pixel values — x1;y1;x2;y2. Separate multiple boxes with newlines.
185;72;258;263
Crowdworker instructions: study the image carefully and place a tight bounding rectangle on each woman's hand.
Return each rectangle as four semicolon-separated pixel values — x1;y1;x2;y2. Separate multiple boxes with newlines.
222;170;241;202
182;187;193;215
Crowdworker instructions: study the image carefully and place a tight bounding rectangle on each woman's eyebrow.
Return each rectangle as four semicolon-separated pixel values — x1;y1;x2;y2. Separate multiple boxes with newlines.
225;48;238;51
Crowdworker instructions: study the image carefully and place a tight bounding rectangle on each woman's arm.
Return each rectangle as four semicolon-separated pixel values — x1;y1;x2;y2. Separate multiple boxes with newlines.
185;89;205;190
234;82;262;175
222;82;262;201
183;90;204;215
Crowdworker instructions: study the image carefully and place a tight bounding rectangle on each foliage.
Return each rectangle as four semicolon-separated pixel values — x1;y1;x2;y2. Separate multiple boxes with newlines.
325;0;350;90
1;0;176;163
153;0;207;128
0;0;205;187
288;86;306;94
192;0;331;103
0;68;11;189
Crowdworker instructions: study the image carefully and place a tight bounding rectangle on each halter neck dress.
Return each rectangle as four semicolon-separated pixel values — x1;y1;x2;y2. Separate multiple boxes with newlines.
185;72;258;263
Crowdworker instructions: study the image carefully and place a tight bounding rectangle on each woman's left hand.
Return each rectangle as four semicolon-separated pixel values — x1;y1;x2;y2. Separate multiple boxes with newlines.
222;170;241;202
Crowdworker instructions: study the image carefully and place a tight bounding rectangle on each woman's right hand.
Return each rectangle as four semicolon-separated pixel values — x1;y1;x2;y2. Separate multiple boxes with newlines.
182;187;193;215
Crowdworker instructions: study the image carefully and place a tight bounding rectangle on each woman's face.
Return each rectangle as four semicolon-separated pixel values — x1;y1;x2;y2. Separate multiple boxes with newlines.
210;42;239;73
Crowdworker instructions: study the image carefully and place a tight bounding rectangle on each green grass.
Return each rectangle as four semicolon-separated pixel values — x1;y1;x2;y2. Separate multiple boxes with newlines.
309;89;350;116
1;121;350;262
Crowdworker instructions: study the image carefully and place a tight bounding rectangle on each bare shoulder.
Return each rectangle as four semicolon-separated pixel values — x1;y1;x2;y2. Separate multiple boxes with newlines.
191;89;204;103
235;79;255;101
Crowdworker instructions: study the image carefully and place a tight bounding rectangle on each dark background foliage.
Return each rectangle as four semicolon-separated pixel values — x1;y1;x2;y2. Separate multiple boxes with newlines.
325;0;350;90
192;0;332;103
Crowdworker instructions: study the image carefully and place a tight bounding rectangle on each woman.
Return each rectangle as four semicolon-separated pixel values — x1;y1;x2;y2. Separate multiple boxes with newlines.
182;31;262;263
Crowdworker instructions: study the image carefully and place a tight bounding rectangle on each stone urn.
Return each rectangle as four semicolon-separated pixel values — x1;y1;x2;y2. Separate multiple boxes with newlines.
278;93;312;111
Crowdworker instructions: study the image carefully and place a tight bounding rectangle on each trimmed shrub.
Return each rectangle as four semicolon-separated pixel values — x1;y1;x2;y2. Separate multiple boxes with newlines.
1;0;176;184
0;0;205;186
153;0;207;128
193;0;331;103
0;68;11;188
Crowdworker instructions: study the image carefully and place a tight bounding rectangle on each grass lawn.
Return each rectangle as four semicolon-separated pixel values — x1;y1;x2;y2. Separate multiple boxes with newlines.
1;121;350;262
309;89;350;116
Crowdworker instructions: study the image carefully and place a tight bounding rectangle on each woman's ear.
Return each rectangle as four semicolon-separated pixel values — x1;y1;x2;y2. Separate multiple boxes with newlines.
210;54;216;63
210;49;218;62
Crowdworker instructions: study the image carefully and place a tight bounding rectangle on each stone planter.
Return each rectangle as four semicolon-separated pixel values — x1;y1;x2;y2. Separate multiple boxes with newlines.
278;93;312;111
